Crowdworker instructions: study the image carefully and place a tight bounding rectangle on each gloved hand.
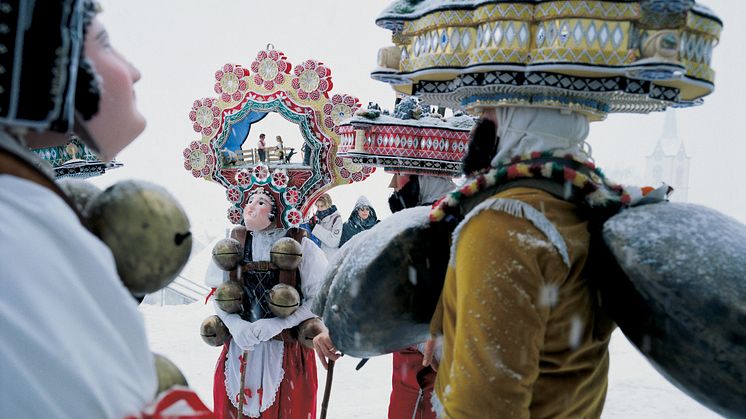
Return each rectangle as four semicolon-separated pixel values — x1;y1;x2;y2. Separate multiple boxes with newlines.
249;318;287;343
213;304;260;350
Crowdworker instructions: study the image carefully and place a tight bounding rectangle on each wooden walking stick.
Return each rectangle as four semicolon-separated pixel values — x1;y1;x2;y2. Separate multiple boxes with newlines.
319;359;335;419
237;349;249;418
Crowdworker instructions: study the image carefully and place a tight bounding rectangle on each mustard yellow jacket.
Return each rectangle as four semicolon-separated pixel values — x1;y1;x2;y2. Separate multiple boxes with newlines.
431;187;615;418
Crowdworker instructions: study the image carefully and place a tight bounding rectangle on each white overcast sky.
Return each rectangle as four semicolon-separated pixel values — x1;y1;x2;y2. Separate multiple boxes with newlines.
94;0;746;245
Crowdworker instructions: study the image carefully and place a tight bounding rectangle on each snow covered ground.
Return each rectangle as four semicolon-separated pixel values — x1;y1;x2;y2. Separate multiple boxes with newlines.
140;303;722;418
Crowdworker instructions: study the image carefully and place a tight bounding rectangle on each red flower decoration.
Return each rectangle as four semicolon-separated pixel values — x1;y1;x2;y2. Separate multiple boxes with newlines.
228;207;242;224
235;169;252;186
214;63;248;103
323;94;360;134
226;187;242;203
188;98;221;137
250;49;290;91
284;187;300;206
285;209;302;227
270;170;288;188
253;165;270;182
292;60;333;100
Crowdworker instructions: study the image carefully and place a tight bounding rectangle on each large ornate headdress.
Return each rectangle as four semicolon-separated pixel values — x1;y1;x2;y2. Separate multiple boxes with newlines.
337;98;474;176
32;138;122;179
184;47;373;228
371;0;721;120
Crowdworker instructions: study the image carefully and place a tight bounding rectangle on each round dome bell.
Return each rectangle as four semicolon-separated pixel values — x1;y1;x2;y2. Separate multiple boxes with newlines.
85;180;192;296
270;237;303;270
212;238;243;271
267;283;301;317
215;281;243;314
153;353;189;395
200;315;231;347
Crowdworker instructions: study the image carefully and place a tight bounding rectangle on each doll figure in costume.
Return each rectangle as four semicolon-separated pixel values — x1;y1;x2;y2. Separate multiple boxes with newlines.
211;187;329;419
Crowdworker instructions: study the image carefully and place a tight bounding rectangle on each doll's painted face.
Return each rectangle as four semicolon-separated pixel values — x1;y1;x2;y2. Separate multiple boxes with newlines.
243;190;275;231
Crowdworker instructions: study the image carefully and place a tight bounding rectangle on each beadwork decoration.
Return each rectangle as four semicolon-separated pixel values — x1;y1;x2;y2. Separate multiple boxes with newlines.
33;138;122;179
184;46;372;226
337;99;474;176
372;1;721;120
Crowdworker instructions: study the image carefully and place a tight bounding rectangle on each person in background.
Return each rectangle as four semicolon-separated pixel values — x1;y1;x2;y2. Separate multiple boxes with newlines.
311;193;343;260
301;142;311;166
257;133;266;163
385;173;455;419
0;1;210;417
299;214;321;247
339;196;379;247
275;135;285;162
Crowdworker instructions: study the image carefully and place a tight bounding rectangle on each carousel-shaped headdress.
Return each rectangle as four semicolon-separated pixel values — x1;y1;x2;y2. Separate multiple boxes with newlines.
32;138;122;179
337;97;474;176
372;0;721;120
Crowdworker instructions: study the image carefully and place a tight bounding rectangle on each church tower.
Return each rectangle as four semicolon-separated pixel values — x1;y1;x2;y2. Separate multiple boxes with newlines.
645;109;691;202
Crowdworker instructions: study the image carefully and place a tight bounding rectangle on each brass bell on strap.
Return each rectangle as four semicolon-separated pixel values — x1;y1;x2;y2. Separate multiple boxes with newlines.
153;353;189;395
214;281;243;314
212;237;243;271
267;283;300;318
199;315;231;347
86;180;192;297
270;237;302;271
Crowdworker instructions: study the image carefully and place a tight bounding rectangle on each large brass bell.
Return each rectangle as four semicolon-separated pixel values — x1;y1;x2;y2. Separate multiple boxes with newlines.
267;283;300;318
86;180;192;296
214;281;243;314
200;315;231;347
270;237;302;270
212;237;243;271
153;353;189;395
297;317;325;350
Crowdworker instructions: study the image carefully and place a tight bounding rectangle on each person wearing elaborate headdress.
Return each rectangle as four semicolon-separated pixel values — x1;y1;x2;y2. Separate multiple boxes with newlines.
0;1;202;417
426;107;619;418
211;186;328;418
369;1;722;417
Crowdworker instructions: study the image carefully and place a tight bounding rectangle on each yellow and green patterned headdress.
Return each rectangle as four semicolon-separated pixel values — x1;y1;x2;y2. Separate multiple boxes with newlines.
372;0;721;120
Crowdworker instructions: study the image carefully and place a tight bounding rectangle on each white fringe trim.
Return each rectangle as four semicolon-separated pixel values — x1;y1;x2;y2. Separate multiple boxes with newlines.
431;390;445;419
450;198;570;268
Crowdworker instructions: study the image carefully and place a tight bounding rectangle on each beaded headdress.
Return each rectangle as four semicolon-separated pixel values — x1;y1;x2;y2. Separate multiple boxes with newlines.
372;0;721;120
